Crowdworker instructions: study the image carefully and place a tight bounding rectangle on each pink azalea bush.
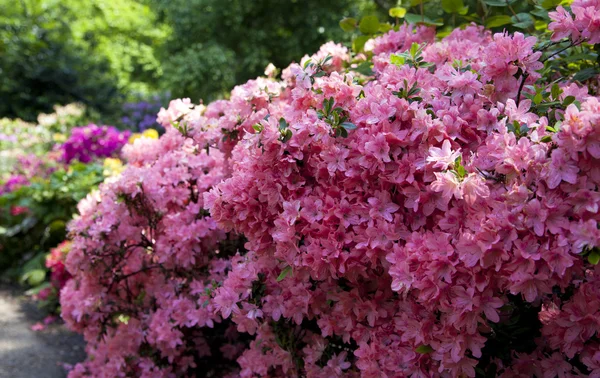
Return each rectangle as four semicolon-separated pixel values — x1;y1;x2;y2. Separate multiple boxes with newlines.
63;11;600;378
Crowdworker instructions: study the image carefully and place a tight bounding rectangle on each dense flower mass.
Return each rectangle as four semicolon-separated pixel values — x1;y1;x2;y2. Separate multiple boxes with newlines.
63;14;600;378
549;0;600;43
60;124;129;164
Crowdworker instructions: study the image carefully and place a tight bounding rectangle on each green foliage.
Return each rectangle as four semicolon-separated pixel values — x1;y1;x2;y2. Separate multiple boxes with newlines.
0;162;104;274
0;0;166;121
149;0;360;101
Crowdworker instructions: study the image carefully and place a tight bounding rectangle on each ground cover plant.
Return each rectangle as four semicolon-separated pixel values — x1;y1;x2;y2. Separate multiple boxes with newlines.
62;1;600;377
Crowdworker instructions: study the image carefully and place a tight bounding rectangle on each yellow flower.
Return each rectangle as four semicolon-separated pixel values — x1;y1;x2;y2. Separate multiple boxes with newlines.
103;158;124;177
129;129;159;144
53;133;66;143
128;133;142;144
142;129;159;139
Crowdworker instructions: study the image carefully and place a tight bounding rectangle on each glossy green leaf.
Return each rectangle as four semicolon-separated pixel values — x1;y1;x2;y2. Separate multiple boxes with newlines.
588;251;600;265
511;13;535;29
359;15;380;35
339;18;357;32
485;15;513;28
483;0;517;6
441;0;466;13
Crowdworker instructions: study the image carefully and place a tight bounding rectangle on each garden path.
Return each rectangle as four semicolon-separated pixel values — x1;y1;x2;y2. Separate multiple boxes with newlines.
0;285;85;378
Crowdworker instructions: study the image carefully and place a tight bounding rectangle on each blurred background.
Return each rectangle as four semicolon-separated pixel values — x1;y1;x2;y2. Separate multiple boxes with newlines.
0;0;393;127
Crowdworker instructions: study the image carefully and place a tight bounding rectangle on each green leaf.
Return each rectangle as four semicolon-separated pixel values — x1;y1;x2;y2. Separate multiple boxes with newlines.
339;18;357;32
352;35;370;53
281;129;293;143
511;13;534;29
359;15;380;35
541;0;562;9
563;96;576;106
389;7;407;18
410;42;419;58
573;67;599;82
341;122;357;131
252;124;263;132
404;13;444;26
277;265;293;281
551;84;562;100
279;117;288;130
485;15;513;28
415;345;434;354
483;0;516;6
23;269;46;286
390;54;406;67
588;251;600;265
352;61;374;76
379;23;392;33
441;0;465;13
540;135;553;143
533;93;543;105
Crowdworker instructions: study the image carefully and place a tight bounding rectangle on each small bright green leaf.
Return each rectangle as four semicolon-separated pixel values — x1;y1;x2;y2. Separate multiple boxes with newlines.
415;345;434;354
390;54;406;67
540;135;553;143
277;266;293;281
339;18;357;32
389;7;407;18
485;15;513;28
24;269;46;286
359;15;380;35
535;20;548;30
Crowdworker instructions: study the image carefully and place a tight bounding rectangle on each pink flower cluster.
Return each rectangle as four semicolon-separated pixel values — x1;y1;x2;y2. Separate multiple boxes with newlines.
46;240;72;292
549;0;600;43
60;124;129;164
33;241;73;309
63;19;600;378
61;126;248;377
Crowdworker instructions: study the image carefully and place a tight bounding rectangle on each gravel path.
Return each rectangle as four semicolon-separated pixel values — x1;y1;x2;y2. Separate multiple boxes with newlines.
0;285;85;378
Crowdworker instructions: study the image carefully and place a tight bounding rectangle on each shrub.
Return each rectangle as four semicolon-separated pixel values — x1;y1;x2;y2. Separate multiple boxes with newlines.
59;124;130;164
63;2;600;377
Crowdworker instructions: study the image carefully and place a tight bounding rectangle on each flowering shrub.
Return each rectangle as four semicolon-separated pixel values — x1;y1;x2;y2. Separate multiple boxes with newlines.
59;124;130;164
63;3;600;377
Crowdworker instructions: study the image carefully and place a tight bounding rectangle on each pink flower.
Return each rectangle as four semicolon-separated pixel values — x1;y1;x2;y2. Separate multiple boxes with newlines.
427;139;461;170
545;149;579;189
364;133;391;162
431;171;462;203
367;191;400;222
